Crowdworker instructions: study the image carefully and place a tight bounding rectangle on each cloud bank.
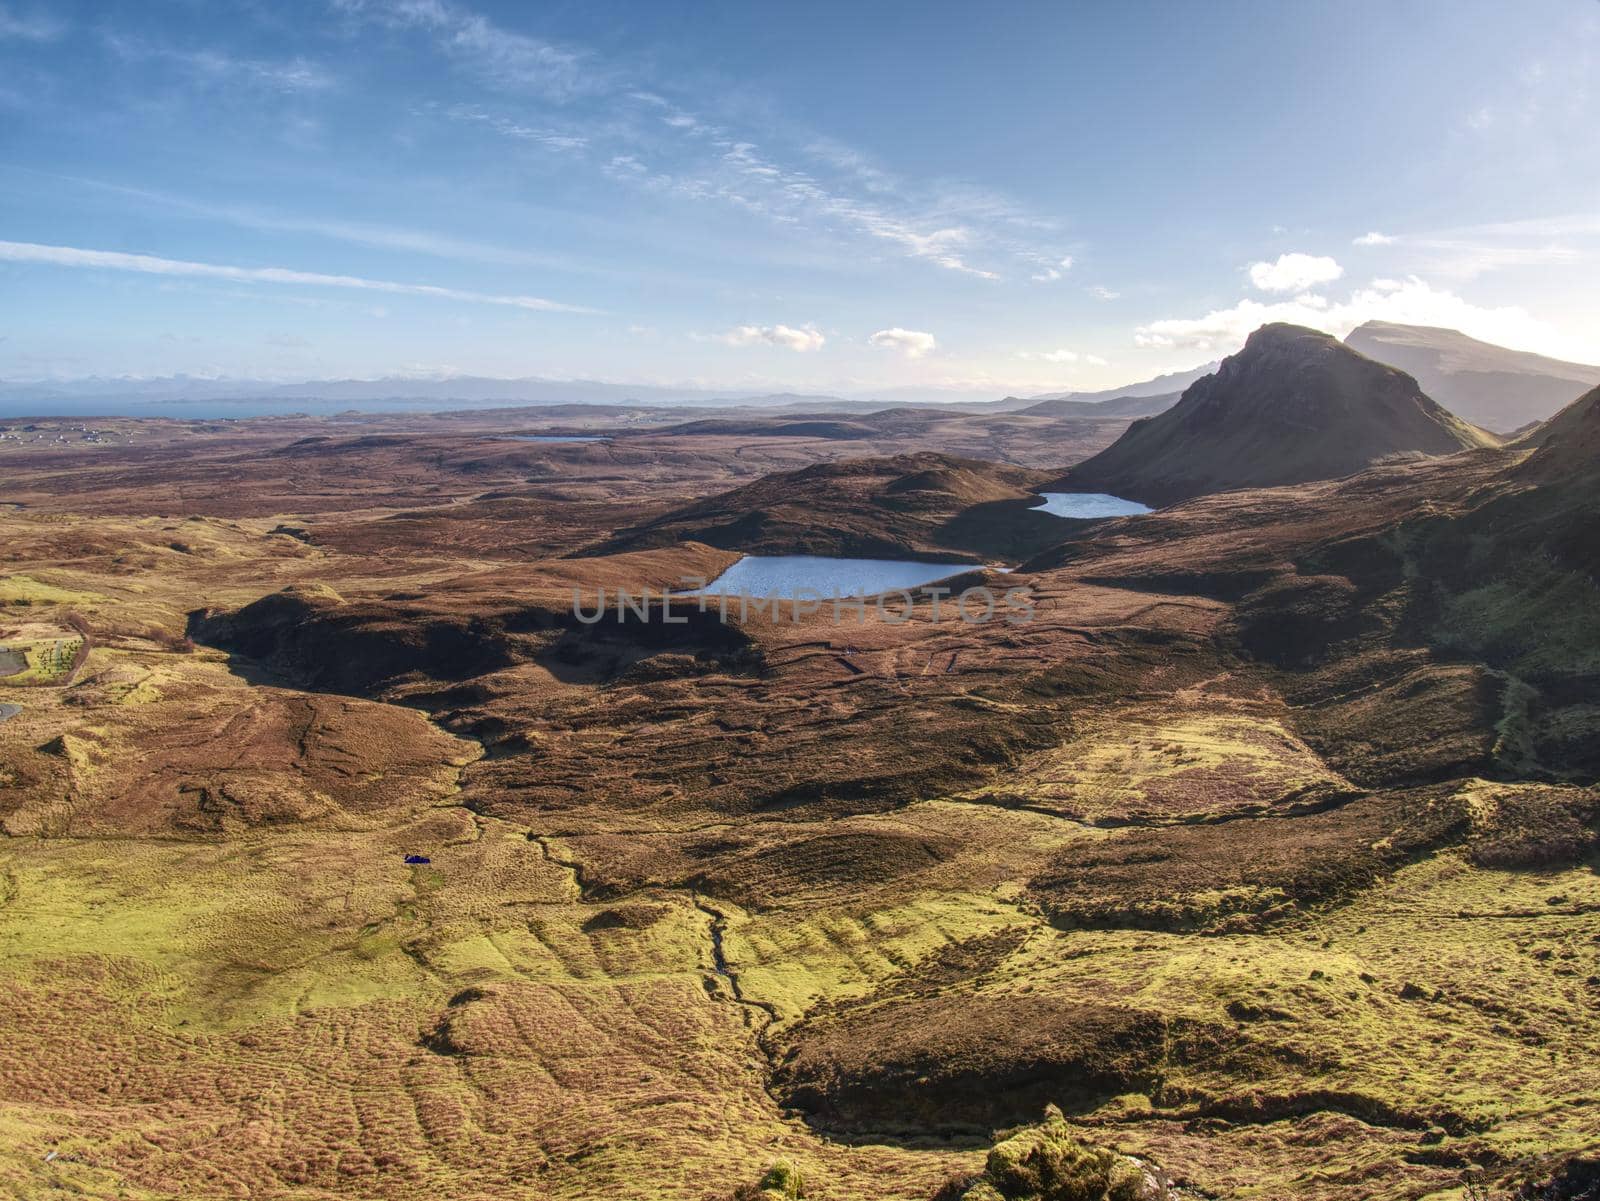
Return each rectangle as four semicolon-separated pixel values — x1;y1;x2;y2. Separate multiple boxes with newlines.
1134;275;1571;358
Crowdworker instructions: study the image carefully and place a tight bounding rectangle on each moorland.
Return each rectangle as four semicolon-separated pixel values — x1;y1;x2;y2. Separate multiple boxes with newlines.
2;323;1598;1201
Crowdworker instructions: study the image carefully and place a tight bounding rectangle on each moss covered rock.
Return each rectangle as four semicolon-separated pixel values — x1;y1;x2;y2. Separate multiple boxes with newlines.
952;1107;1171;1201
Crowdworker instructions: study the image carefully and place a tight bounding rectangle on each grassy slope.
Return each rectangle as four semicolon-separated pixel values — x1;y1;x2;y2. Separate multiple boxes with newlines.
2;439;1599;1201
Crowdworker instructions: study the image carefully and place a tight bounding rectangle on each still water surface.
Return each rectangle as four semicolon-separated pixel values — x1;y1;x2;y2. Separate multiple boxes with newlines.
1031;492;1152;518
699;554;973;599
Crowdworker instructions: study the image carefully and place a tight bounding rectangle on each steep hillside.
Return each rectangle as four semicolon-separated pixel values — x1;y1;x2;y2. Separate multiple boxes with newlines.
1058;323;1497;506
1516;382;1600;470
1346;321;1600;432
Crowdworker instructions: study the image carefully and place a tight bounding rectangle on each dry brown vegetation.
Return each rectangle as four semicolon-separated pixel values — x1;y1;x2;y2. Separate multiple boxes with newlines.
1;388;1598;1200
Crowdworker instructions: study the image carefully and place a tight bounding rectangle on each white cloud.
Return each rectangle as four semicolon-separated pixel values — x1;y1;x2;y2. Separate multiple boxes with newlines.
1354;231;1396;246
1248;252;1345;293
1085;354;1109;367
0;239;595;313
1133;275;1573;358
1088;285;1120;300
1020;348;1079;363
714;324;825;352
869;328;938;359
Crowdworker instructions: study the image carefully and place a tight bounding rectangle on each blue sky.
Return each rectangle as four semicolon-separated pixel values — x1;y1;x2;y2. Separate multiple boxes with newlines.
1;0;1597;396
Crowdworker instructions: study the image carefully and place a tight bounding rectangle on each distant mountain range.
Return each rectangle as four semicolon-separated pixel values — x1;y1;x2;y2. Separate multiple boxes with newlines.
1020;362;1220;404
1013;391;1181;419
0;374;1048;416
0;364;1217;420
1059;323;1497;506
1345;322;1600;433
0;374;845;417
15;324;1594;431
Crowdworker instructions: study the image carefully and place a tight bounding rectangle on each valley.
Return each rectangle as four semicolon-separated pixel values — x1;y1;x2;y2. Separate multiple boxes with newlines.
2;326;1598;1200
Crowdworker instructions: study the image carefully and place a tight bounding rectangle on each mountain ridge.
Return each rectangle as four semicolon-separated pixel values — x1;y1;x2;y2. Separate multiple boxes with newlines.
1057;322;1498;506
1345;320;1600;433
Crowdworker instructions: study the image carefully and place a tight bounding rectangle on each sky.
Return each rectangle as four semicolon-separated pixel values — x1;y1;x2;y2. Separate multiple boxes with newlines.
1;0;1598;398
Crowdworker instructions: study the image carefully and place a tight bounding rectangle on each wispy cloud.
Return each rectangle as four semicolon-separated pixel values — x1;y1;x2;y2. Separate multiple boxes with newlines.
1030;255;1074;282
1348;214;1595;281
629;91;719;138
13;169;618;278
434;102;587;150
869;328;937;359
332;0;599;101
708;324;826;352
335;1;1065;282
1446;213;1600;240
0;239;596;313
700;141;1006;279
102;33;336;92
0;4;63;41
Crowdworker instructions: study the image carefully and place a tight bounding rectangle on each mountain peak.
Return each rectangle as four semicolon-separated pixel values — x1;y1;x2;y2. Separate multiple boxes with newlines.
1244;321;1341;349
1058;322;1497;506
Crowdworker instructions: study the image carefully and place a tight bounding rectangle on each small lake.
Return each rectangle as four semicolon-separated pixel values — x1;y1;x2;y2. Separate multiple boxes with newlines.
699;554;974;599
0;646;24;678
0;703;19;724
495;434;609;443
1031;492;1152;519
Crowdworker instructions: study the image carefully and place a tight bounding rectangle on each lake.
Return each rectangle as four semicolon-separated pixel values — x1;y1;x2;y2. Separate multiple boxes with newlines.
1031;492;1152;518
698;554;974;599
495;434;609;443
0;703;18;724
0;647;24;677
